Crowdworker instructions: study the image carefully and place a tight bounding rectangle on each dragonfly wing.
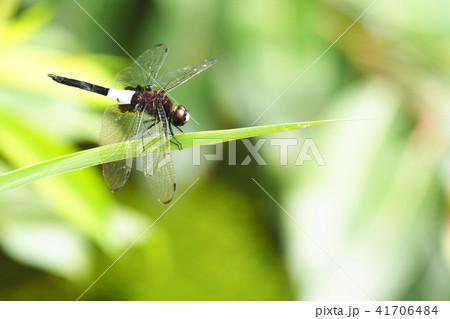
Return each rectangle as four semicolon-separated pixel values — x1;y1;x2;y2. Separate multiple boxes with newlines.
155;58;216;92
139;102;175;204
111;44;168;89
100;104;144;192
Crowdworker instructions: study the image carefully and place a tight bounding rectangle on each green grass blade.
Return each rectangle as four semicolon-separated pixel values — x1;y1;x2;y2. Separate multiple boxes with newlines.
0;119;368;192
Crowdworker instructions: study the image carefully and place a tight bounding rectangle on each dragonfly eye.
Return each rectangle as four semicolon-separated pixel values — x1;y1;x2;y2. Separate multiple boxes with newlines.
172;105;189;126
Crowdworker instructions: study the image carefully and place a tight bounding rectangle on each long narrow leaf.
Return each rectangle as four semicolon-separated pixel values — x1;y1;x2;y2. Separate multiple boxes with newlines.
0;119;368;192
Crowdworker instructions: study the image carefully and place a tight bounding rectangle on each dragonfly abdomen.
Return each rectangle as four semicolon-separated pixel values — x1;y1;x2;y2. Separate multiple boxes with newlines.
48;74;135;104
48;74;109;96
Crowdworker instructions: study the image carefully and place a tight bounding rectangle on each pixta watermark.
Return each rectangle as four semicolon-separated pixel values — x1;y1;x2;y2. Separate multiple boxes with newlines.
192;138;326;166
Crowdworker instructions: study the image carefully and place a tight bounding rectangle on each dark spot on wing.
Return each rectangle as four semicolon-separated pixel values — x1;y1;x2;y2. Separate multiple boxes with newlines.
110;186;122;193
118;104;134;113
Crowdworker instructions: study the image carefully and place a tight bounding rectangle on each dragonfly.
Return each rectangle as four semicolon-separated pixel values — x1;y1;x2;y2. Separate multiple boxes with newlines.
49;44;216;203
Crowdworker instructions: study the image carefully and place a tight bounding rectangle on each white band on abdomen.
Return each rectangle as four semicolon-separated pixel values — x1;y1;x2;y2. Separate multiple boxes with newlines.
107;89;135;104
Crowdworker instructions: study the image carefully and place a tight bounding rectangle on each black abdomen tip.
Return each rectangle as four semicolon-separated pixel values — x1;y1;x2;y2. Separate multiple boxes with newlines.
48;74;62;82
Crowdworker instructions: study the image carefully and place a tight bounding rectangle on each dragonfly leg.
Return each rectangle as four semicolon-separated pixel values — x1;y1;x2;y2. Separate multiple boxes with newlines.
174;126;184;134
169;139;182;150
143;119;154;126
168;123;182;150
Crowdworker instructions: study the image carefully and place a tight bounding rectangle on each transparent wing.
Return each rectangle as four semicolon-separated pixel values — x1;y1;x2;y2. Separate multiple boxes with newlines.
155;58;216;92
111;44;168;89
138;102;175;204
100;104;144;192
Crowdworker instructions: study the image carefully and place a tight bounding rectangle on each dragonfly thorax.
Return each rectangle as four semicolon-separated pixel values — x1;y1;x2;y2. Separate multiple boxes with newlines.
130;88;189;127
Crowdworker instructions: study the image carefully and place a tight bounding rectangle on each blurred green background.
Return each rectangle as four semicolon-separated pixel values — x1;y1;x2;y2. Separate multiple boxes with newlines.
0;0;449;300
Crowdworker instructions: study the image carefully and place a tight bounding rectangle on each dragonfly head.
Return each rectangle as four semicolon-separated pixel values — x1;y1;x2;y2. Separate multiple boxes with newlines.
171;105;190;126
